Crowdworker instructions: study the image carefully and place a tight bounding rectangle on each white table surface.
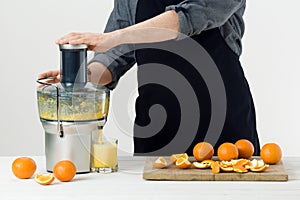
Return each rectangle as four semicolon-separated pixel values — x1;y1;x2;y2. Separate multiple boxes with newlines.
0;156;299;200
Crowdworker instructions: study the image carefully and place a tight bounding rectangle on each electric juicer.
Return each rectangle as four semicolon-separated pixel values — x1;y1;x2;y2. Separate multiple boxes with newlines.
37;44;110;173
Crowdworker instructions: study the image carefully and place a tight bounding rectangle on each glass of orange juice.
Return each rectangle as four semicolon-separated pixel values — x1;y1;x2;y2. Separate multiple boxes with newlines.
91;137;118;173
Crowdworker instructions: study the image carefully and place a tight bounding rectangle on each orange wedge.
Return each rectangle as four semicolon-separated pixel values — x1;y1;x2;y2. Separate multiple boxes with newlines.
170;153;188;163
175;157;192;169
153;157;168;169
34;174;55;185
211;161;220;174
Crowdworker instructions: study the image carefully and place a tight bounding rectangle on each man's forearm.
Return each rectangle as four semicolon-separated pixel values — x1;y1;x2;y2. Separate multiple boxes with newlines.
88;62;112;85
112;10;179;46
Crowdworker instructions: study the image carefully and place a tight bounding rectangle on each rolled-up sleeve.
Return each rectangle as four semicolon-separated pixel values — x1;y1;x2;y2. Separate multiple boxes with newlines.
166;0;246;37
89;0;136;90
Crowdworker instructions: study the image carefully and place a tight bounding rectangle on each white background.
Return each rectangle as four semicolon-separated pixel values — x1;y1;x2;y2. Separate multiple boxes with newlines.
0;0;299;156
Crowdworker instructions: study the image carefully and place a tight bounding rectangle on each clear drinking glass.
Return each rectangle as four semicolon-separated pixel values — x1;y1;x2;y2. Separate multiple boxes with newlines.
91;138;118;173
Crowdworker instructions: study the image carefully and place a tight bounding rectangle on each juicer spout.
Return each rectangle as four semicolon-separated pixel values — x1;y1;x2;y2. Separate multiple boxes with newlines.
58;123;64;138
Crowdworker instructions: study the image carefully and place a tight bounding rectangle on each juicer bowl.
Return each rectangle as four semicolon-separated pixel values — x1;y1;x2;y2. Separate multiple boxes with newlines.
37;82;110;122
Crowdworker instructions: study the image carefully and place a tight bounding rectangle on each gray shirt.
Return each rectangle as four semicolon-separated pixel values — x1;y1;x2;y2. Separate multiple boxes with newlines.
90;0;246;89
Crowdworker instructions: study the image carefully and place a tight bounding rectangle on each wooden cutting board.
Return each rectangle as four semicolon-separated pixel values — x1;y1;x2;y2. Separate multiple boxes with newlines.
143;157;288;181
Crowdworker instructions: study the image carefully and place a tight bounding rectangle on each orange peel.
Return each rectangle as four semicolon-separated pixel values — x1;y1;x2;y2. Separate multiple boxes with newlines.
232;159;250;173
220;166;234;172
176;157;192;169
250;164;270;172
193;160;214;169
153;157;168;169
170;153;188;163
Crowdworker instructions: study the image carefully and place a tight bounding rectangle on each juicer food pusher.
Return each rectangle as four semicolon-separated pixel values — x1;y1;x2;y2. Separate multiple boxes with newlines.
37;44;110;173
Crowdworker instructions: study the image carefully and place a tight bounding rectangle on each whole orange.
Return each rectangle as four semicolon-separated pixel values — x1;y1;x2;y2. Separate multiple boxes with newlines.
217;142;239;161
12;157;37;179
260;143;282;164
193;142;214;161
53;160;76;182
235;139;254;159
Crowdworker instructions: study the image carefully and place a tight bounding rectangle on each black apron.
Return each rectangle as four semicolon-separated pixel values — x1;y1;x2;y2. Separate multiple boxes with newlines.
133;0;260;156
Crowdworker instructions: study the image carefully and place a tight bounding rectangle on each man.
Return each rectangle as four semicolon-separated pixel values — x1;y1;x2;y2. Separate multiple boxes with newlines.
39;0;260;155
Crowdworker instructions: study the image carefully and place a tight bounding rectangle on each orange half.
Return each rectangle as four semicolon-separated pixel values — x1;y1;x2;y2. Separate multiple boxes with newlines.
34;174;55;185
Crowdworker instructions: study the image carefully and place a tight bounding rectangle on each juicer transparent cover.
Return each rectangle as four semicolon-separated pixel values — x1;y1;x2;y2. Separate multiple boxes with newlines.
37;82;110;122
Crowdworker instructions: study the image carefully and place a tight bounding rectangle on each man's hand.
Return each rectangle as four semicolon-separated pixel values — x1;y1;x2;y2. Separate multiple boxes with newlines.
38;70;60;80
55;10;179;52
37;70;61;87
37;62;112;87
56;32;119;53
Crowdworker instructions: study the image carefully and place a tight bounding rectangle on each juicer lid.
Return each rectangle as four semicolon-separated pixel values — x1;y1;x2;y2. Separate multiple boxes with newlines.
59;44;88;50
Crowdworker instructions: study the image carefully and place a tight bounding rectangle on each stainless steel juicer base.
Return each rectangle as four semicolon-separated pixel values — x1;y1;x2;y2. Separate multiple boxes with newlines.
41;120;100;173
